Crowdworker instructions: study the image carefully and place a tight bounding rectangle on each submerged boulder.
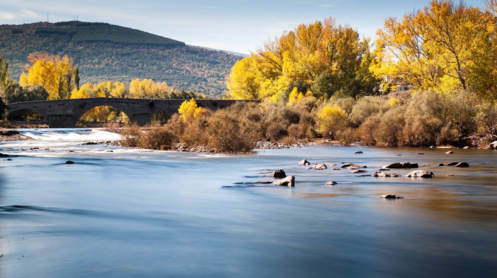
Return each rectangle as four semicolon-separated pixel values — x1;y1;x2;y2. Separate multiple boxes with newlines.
314;164;328;170
381;194;404;199
382;162;418;169
273;176;295;187
341;163;366;169
406;170;434;178
374;172;401;177
454;162;469;167
299;159;310;166
66;161;75;164
326;181;337;185
352;169;367;173
354;151;363;154
269;169;287;178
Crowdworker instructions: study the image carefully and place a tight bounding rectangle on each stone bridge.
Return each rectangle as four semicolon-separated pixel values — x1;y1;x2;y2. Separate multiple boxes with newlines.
6;98;255;128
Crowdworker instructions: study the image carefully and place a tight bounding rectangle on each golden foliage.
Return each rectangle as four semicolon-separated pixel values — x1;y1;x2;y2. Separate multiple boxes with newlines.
227;17;370;101
178;98;207;122
22;52;75;100
372;0;497;99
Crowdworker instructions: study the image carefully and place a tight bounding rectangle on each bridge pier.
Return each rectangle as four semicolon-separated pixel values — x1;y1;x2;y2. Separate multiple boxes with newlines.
46;115;77;128
130;114;152;126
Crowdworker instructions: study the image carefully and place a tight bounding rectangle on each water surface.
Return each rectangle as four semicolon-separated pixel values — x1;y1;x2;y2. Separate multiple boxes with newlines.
1;129;497;278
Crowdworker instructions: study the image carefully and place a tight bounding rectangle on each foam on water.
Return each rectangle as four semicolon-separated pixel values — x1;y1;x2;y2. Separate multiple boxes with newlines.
18;128;121;142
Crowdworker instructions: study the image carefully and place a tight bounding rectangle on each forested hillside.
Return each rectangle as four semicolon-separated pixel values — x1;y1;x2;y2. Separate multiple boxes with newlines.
0;21;241;97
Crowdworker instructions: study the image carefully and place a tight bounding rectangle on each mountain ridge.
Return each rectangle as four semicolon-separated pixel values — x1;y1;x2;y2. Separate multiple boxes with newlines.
0;21;241;97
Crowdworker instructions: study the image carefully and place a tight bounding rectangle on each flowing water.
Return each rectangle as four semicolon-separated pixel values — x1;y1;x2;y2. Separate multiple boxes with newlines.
1;129;497;278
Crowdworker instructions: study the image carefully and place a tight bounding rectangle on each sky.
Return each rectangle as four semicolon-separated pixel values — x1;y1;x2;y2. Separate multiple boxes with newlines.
0;0;489;54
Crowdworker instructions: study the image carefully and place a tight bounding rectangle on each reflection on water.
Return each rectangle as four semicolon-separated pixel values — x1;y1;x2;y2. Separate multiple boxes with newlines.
1;129;497;277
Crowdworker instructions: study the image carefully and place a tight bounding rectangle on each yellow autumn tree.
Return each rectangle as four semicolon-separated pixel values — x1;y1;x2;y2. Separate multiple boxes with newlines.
372;0;497;99
21;52;76;100
227;17;374;102
178;98;207;122
129;79;171;99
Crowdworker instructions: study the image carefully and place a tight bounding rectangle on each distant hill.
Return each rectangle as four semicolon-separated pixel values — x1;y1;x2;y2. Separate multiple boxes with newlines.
0;21;242;97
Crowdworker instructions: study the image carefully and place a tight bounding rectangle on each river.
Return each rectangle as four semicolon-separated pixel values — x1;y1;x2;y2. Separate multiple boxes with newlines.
1;129;497;278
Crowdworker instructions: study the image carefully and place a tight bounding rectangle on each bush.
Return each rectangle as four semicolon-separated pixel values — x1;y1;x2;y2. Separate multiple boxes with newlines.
349;97;391;127
357;115;381;146
374;108;405;146
120;124;142;147
207;110;256;153
138;127;175;150
336;128;357;145
317;104;348;139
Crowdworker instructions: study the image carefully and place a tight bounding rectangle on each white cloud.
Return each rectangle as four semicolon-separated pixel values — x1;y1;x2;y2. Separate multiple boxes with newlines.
22;9;39;18
0;12;17;20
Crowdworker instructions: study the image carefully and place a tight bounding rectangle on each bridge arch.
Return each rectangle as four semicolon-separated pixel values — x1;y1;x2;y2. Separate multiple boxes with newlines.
72;99;152;126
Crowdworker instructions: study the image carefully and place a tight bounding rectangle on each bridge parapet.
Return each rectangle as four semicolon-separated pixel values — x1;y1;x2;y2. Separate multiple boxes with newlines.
6;98;257;128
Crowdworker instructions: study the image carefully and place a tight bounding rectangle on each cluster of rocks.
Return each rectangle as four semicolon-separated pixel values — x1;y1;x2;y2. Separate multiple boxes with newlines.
0;131;32;142
174;144;213;153
81;141;120;146
374;172;401;178
239;149;474;199
255;141;305;149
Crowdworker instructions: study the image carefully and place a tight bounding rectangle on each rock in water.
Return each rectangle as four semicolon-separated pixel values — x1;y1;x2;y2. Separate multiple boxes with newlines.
299;159;310;166
463;146;470;149
326;181;337;185
382;162;402;168
66;161;75;164
438;163;445;166
489;141;497;149
0;153;9;157
382;162;418;169
447;162;459;166
381;194;404;199
354;151;363;154
269;169;287;178
445;151;454;154
273;176;295;187
406;170;434;178
352;169;367;173
374;172;401;177
455;162;469;167
314;164;327;170
341;163;366;169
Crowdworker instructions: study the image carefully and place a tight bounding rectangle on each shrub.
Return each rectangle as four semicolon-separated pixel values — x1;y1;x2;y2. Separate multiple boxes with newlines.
374;108;405;146
120;124;142;147
357;115;381;146
139;127;175;150
207;110;256;153
336;128;357;145
317;104;348;139
349;97;391;127
330;97;356;115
